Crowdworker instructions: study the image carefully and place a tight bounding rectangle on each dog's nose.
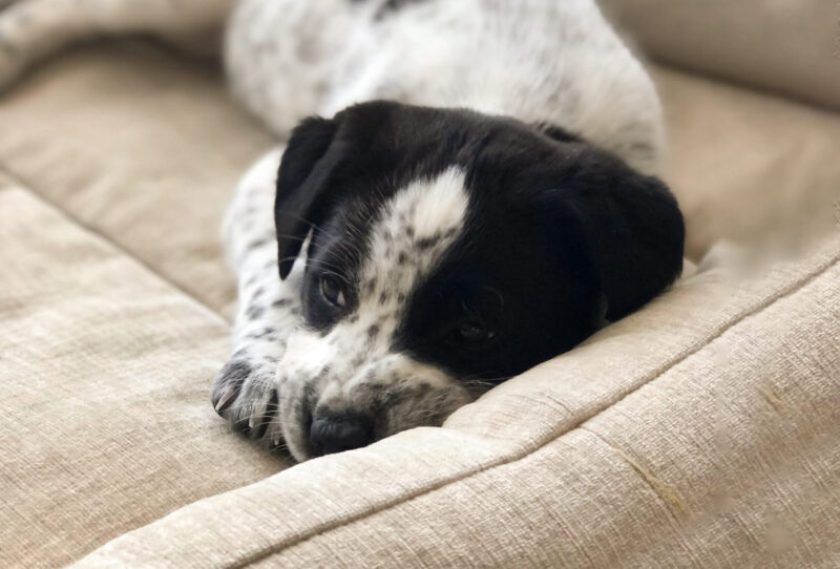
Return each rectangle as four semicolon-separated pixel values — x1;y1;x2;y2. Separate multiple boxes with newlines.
309;414;374;456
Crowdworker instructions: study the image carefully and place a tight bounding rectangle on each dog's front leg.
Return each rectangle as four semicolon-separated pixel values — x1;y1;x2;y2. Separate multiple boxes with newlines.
0;0;235;90
212;149;304;449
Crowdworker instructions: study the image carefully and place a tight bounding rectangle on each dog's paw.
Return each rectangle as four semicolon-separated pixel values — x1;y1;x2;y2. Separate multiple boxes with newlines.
212;359;284;446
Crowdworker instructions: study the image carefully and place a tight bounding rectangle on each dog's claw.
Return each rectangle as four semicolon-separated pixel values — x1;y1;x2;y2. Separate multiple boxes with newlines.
213;385;238;415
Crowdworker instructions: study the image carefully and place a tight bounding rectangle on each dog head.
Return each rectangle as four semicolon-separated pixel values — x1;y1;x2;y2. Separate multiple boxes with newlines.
273;101;684;460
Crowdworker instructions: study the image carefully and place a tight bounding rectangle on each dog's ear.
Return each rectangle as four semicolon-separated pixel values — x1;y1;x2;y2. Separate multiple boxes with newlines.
537;155;685;321
274;116;342;279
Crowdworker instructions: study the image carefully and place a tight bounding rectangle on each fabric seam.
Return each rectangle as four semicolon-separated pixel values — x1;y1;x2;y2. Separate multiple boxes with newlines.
0;167;229;328
0;160;230;325
225;249;840;567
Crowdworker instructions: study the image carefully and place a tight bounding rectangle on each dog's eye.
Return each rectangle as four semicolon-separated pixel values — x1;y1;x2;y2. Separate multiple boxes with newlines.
450;321;497;349
319;274;347;308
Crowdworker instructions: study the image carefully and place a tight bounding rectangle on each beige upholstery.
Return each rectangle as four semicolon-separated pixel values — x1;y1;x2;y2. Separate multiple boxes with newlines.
1;24;838;569
75;234;840;568
0;184;288;568
652;66;840;259
603;0;840;111
0;42;272;313
0;44;285;569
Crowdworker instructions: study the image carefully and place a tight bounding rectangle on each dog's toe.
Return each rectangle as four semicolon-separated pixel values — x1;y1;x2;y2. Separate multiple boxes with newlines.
211;359;281;443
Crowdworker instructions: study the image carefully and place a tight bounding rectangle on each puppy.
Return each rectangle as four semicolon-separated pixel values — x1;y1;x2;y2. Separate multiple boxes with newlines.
0;0;684;461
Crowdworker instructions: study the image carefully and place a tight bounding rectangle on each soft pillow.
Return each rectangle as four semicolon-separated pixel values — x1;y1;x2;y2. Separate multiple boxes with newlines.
602;0;840;110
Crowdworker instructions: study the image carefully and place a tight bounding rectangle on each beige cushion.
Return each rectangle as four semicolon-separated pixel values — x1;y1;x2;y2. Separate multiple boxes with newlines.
0;182;289;568
74;233;840;568
603;0;840;111
1;41;839;567
650;65;840;259
0;41;273;313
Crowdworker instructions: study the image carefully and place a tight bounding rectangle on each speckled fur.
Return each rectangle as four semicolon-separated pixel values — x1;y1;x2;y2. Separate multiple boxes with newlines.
224;0;663;173
0;0;668;461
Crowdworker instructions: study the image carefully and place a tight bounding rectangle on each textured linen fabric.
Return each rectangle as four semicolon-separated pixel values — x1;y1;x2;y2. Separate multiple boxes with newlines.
0;37;838;569
73;234;840;569
649;66;840;260
602;0;840;112
0;182;290;569
0;41;273;314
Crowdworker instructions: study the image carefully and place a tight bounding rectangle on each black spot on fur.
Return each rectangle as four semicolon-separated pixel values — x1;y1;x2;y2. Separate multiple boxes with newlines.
255;327;276;339
363;280;376;296
314;366;331;382
246;305;265;320
367;324;380;339
272;298;293;308
378;291;391;305
416;236;438;250
374;0;427;20
248;238;270;250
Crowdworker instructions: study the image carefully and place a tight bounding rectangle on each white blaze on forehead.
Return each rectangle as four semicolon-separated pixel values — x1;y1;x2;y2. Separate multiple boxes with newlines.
364;166;469;283
396;167;470;240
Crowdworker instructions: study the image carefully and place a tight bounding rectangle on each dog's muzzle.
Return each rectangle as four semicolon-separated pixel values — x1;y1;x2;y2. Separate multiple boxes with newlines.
309;413;375;456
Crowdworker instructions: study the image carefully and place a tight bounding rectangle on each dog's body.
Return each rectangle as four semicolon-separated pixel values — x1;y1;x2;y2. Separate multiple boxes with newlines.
0;0;685;461
225;0;664;174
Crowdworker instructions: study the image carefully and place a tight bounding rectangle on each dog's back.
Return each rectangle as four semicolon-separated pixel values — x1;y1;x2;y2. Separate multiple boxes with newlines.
225;0;664;173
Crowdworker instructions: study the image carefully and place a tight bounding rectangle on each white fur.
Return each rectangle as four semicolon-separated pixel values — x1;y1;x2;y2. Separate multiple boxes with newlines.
224;0;663;174
391;168;470;242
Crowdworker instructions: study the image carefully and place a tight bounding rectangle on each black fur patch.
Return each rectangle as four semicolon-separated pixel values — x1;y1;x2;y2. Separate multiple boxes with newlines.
245;304;265;320
374;0;428;20
275;101;684;382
